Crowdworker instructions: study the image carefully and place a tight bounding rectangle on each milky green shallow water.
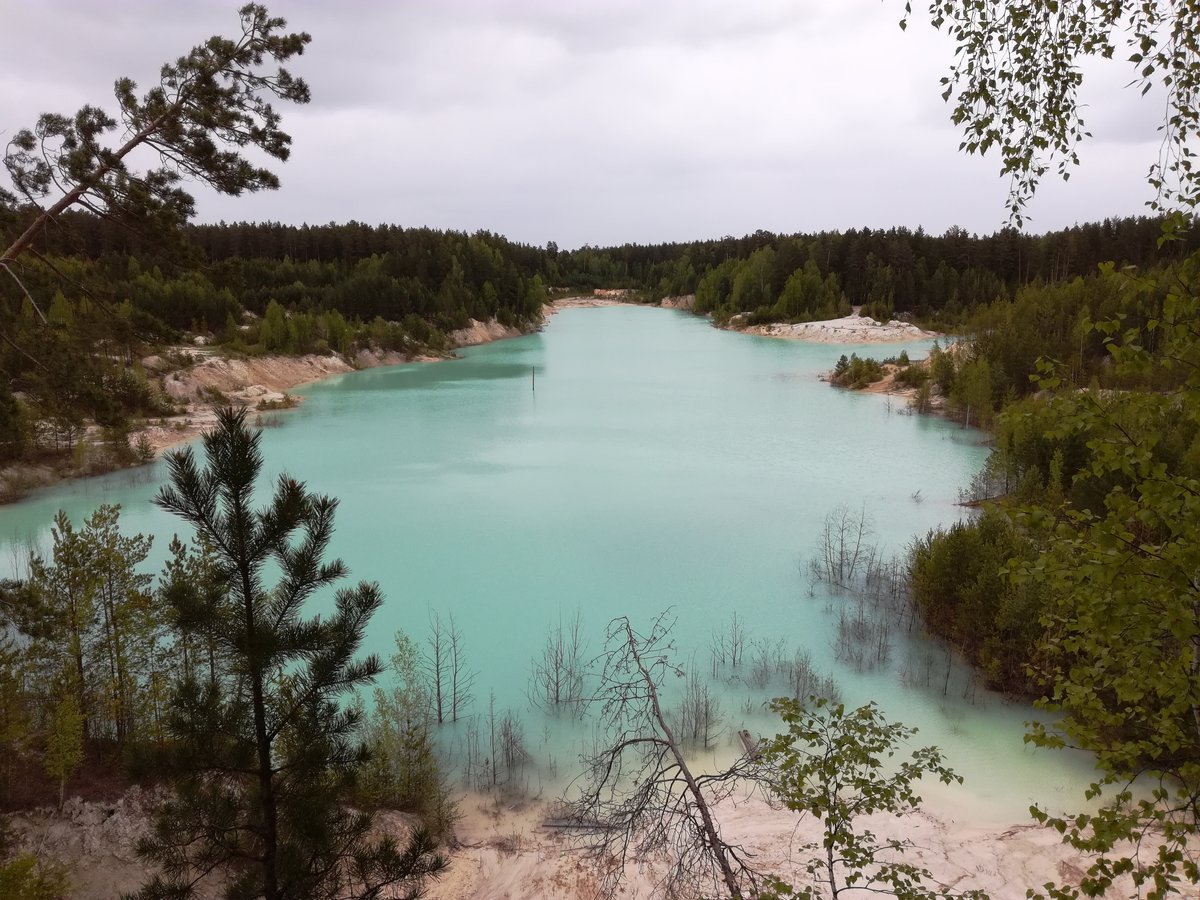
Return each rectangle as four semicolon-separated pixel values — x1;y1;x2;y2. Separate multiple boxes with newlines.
0;307;1095;821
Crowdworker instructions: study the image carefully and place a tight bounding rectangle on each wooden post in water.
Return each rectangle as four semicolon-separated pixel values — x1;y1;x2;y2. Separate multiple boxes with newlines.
532;366;536;392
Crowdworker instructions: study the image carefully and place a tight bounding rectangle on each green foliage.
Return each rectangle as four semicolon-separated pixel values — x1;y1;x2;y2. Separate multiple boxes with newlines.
731;246;776;312
260;298;289;351
46;291;73;327
759;696;985;900
23;504;159;752
895;363;929;390
43;685;83;808
950;356;994;429
0;3;311;458
909;508;1044;693
694;258;740;316
927;341;956;395
773;261;848;322
908;379;934;414
859;296;893;323
154;535;229;695
0;383;27;464
1002;256;1200;897
2;4;311;266
0;636;31;802
910;2;1200;224
137;407;445;899
830;353;884;389
0;853;69;900
897;40;1200;869
361;631;455;839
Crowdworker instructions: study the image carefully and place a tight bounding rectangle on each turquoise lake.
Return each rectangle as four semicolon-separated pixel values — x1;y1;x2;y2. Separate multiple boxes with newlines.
0;306;1095;821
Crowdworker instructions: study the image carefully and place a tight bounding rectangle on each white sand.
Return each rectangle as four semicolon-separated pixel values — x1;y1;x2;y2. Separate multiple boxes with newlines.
432;788;1137;900
547;295;644;311
742;314;939;344
10;781;1146;900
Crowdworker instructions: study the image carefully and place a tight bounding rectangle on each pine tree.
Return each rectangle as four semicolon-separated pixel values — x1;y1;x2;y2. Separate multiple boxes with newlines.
44;683;83;810
136;408;445;899
24;505;157;750
85;505;156;747
2;4;311;271
0;636;31;803
27;512;99;743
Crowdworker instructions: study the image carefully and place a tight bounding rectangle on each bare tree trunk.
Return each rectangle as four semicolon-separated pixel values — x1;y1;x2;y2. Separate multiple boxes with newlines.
448;613;474;722
425;613;447;724
619;620;744;900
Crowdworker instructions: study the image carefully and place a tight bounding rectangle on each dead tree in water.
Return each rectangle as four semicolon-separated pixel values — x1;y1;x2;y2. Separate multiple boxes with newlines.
424;612;448;724
676;666;724;750
447;612;474;722
425;611;474;724
529;610;588;714
563;612;758;899
810;503;875;587
709;611;747;677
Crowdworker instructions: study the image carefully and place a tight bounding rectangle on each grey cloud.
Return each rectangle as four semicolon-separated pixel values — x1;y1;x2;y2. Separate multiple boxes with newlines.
0;0;1166;248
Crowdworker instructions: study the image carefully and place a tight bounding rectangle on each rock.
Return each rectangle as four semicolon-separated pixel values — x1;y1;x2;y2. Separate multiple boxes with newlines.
660;294;696;311
449;318;523;348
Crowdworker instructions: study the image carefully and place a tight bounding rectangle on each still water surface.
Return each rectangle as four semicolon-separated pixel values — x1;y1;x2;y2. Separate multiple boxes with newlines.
0;307;1093;820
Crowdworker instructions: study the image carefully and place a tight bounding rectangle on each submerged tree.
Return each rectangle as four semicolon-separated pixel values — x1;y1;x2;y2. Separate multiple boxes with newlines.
135;407;445;900
529;610;588;714
361;630;455;839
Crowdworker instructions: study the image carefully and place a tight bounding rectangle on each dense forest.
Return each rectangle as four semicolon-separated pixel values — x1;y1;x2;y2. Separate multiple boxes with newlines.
4;206;1196;472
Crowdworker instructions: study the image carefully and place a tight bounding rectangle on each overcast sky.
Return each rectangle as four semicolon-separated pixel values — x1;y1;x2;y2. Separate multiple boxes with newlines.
0;1;1168;249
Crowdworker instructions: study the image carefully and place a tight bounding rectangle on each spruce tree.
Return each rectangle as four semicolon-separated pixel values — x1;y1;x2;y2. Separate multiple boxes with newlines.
135;408;445;900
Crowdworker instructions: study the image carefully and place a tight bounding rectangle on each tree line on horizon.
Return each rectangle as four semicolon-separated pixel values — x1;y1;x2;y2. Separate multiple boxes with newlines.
5;206;1194;475
10;204;1197;310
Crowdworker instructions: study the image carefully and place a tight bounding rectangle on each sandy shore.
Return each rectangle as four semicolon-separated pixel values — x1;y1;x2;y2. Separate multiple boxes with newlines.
741;314;939;344
546;294;646;312
131;318;526;457
426;788;1128;900
549;295;939;345
11;782;1128;900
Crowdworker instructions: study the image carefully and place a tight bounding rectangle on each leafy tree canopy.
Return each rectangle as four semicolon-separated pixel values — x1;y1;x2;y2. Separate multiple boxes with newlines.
905;1;1200;226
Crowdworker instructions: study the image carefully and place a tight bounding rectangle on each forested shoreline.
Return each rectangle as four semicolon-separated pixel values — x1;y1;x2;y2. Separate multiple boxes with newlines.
4;209;1195;477
6;204;1199;723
